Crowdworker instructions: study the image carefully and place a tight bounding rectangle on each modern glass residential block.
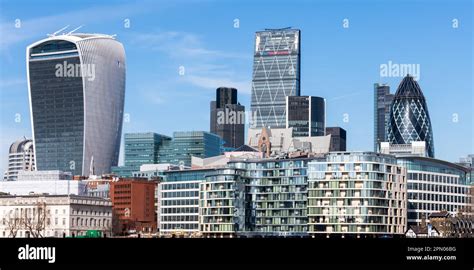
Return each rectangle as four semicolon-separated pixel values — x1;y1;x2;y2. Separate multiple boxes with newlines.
27;33;126;176
199;168;246;237
373;83;394;151
251;28;301;128
210;87;245;149
231;158;312;237
286;96;325;137
158;131;223;167
387;75;435;158
307;152;407;237
397;156;470;225
3;137;35;181
111;133;171;177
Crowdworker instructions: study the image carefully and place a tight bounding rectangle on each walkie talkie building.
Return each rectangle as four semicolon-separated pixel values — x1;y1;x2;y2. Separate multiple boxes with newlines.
26;32;126;176
251;28;301;128
387;75;435;158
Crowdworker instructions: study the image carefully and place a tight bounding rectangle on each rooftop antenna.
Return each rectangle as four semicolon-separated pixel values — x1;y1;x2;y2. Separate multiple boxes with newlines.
47;25;70;37
66;25;83;35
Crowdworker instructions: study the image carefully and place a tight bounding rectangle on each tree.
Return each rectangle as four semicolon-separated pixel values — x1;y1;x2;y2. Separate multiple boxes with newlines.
22;202;48;238
5;209;21;238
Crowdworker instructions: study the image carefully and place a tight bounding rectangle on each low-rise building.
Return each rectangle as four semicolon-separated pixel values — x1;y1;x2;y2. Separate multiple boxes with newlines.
428;211;473;238
0;194;112;238
248;127;331;157
0;170;86;196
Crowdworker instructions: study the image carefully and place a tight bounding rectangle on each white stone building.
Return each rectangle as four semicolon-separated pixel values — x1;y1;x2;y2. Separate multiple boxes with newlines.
0;194;112;238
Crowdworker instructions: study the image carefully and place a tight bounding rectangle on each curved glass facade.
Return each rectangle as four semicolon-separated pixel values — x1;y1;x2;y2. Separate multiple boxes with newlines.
28;41;84;175
27;35;126;176
397;156;470;225
307;152;407;236
387;75;435;157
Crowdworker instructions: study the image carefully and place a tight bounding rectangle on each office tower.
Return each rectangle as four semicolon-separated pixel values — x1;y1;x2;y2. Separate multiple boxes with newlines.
374;83;394;151
286;96;325;137
210;87;245;149
386;75;435;158
27;32;126;176
3;137;35;181
251;28;301;128
158;131;223;166
397;156;470;225
159;168;213;235
307;152;407;236
325;127;346;151
111;133;171;177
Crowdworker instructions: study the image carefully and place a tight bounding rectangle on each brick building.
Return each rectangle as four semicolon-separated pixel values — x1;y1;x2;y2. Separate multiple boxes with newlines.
110;179;156;235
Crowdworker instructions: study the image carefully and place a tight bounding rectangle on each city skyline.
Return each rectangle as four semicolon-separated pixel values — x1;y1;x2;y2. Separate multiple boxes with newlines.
0;0;472;175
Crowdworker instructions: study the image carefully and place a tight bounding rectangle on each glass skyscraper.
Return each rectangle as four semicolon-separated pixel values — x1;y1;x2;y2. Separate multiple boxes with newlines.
374;83;394;151
251;28;301;128
386;75;435;158
286;96;325;137
111;132;171;177
158;131;223;166
210;87;245;149
27;33;126;176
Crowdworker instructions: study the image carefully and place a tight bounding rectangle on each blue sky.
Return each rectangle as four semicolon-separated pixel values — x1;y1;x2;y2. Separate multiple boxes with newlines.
0;0;472;171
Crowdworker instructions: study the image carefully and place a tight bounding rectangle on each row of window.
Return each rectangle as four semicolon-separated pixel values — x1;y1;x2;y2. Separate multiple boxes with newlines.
161;215;198;222
161;199;198;206
407;182;468;194
161;182;200;190
161;223;199;230
161;191;199;198
161;207;198;214
408;192;467;203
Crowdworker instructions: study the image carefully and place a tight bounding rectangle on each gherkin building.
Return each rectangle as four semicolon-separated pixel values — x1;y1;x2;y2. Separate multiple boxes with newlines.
387;75;435;157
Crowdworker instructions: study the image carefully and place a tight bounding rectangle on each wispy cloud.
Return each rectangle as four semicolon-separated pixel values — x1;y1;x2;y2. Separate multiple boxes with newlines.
183;75;251;94
128;31;250;60
329;91;366;101
0;2;150;53
128;31;251;94
0;78;25;89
